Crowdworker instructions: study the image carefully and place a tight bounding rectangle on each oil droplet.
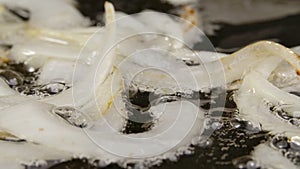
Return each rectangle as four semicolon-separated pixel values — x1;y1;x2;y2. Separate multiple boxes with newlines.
0;69;24;86
40;82;67;95
290;136;300;151
52;106;90;128
271;135;289;149
230;119;260;134
232;156;260;169
195;137;213;148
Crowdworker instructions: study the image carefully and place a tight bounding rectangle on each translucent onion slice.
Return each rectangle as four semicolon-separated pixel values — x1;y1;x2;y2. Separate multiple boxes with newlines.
0;0;89;29
220;41;300;83
269;62;300;88
252;144;298;169
30;27;102;46
0;78;16;96
0;141;71;169
233;42;300;139
235;71;300;137
0;95;31;111
69;100;203;161
38;59;89;85
0;161;23;169
9;41;94;64
0;101;116;158
41;2;118;114
0;98;204;166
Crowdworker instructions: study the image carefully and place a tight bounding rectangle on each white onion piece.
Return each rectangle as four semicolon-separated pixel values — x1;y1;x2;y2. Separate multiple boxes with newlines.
220;41;300;83
252;144;297;169
235;71;300;137
0;1;93;47
33;27;102;46
83;100;203;159
0;141;71;169
80;69;124;120
3;1;300;168
0;101;118;159
29;9;197;53
0;0;89;29
114;10;203;57
117;48;227;92
86;91;126;132
41;2;118;120
118;49;198;91
146;100;203;145
122;41;296;92
0;78;16;96
40;87;72;106
135;11;184;48
38;59;89;85
115;11;183;54
238;71;300;116
269;62;300;88
193;51;226;63
0;95;29;111
0;161;23;169
0;98;204;165
6;26;105;67
0;23;25;44
0;17;99;66
9;41;94;64
70;2;117;110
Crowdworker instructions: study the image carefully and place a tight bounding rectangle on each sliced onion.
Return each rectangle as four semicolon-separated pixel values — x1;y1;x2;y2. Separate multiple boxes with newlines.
72;100;204;160
0;140;71;169
9;41;94;64
0;0;89;29
0;98;204;165
252;144;297;169
0;78;16;96
235;71;300;137
220;41;300;83
0;100;116;158
38;59;89;85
